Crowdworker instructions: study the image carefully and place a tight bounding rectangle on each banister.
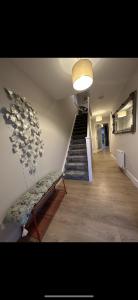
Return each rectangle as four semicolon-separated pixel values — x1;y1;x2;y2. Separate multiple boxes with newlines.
86;96;93;182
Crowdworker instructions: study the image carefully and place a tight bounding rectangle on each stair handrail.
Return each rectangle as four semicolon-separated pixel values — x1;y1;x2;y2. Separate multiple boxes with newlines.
85;97;93;182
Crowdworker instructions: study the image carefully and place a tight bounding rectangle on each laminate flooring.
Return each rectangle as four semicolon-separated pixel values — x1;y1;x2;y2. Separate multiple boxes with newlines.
43;150;138;242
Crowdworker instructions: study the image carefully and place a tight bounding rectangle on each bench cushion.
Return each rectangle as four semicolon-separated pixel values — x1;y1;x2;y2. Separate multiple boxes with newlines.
37;171;62;188
0;222;22;242
3;171;62;226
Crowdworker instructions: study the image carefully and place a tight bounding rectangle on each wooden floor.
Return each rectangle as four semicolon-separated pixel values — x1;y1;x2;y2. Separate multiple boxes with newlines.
43;150;138;242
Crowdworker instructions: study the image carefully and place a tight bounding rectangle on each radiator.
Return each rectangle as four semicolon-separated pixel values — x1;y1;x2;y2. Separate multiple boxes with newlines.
116;149;125;169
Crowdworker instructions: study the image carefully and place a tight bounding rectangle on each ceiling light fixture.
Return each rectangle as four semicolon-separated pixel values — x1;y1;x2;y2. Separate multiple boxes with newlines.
72;59;93;92
96;115;102;122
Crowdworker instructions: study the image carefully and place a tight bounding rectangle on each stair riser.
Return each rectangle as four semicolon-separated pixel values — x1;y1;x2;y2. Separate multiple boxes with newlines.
72;137;86;141
75;118;87;121
73;126;87;130
67;157;87;162
74;123;87;128
71;134;86;138
74;121;87;127
73;132;86;136
69;145;86;150
65;165;88;171
71;139;86;145
64;174;89;180
75;119;87;124
74;127;87;132
75;119;87;122
74;124;87;127
75;119;87;123
73;130;86;134
72;134;86;139
76;115;87;118
73;128;87;133
76;116;87;120
68;150;87;155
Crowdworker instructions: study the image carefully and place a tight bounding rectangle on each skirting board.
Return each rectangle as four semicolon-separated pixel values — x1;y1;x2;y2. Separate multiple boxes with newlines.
93;150;97;154
111;153;116;160
111;152;138;188
124;169;138;188
93;149;103;154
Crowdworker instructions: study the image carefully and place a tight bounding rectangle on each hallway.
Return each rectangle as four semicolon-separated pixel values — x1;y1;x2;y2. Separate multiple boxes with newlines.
43;150;138;242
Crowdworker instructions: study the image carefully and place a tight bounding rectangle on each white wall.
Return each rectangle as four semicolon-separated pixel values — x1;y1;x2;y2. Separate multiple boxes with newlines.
110;69;138;186
91;116;110;153
0;59;76;222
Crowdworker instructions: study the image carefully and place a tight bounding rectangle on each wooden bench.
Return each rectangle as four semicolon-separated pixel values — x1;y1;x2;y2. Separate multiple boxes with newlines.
3;171;67;242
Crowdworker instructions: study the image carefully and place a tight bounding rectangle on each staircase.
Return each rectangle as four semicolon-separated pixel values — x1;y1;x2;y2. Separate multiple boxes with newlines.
64;112;89;180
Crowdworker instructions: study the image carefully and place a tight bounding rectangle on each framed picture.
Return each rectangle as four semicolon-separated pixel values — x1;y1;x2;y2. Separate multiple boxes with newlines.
112;90;137;134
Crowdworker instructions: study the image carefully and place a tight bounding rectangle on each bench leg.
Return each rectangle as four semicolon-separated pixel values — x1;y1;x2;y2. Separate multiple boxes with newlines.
32;211;41;242
62;176;67;194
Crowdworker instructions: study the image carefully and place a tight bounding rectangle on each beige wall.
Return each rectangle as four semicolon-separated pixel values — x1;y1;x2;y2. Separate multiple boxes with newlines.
91;116;110;153
0;59;76;222
110;69;138;186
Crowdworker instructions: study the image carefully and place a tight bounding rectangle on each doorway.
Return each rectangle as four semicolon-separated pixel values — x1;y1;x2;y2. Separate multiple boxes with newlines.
101;123;109;148
96;124;102;150
96;123;109;151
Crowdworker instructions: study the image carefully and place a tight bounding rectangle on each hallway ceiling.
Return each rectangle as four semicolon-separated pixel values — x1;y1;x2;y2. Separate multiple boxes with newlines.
11;58;138;117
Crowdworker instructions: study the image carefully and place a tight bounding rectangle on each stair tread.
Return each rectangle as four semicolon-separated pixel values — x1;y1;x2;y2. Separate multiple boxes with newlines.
69;148;86;151
67;160;87;163
75;125;87;127
65;170;88;175
74;123;87;126
71;138;85;141
68;155;87;158
64;171;89;180
67;156;87;163
72;132;87;138
75;124;87;126
74;131;86;133
75;121;87;123
70;147;86;150
76;116;87;119
72;137;86;140
65;162;88;170
73;128;86;130
66;162;87;166
71;140;86;144
73;131;86;133
70;144;86;147
70;143;86;147
73;133;86;135
68;151;87;155
73;129;86;133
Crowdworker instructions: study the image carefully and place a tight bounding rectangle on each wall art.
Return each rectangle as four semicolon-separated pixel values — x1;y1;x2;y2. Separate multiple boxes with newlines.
1;88;44;174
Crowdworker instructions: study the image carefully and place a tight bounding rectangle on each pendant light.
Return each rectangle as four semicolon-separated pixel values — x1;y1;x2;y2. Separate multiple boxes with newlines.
72;59;93;92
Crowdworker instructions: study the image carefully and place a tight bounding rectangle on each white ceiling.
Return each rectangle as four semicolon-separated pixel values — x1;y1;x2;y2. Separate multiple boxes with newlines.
11;58;138;117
